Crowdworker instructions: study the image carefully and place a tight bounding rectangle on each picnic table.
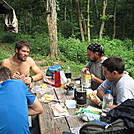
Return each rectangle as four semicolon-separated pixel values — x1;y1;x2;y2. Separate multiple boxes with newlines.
38;84;87;134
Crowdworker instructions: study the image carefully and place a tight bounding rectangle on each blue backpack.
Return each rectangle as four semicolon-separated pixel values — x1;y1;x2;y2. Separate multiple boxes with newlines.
46;65;62;78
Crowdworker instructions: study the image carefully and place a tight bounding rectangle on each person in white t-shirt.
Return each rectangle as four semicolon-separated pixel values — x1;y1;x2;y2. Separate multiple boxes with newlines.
89;56;134;109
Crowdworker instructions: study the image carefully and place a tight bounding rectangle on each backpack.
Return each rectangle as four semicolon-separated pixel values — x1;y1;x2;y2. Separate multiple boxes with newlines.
46;65;62;78
79;119;131;134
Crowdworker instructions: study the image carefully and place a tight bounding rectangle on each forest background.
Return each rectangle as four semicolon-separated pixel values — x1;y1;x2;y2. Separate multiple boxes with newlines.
0;0;134;78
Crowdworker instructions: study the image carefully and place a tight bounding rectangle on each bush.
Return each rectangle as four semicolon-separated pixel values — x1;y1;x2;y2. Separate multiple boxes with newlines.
58;37;88;64
59;20;73;38
0;32;16;43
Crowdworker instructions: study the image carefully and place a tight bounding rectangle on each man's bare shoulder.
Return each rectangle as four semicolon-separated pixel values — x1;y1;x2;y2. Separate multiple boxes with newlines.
26;57;36;66
1;57;12;66
27;57;35;63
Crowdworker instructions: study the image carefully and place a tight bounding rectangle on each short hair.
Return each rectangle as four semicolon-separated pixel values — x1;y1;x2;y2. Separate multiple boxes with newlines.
0;67;12;81
102;56;125;74
15;40;30;50
87;42;104;56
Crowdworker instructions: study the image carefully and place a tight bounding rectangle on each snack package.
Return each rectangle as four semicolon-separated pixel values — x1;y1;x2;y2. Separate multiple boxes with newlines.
76;105;102;122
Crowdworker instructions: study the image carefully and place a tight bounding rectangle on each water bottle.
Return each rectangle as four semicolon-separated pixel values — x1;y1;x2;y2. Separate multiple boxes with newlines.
102;90;113;113
65;66;71;79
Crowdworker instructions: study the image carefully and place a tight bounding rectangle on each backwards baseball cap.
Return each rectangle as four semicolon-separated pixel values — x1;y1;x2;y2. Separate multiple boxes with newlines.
87;42;104;56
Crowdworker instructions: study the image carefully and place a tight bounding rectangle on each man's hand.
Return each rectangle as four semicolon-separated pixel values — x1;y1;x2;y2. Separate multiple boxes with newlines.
81;67;89;73
12;72;32;86
12;71;21;79
88;91;101;105
24;77;33;85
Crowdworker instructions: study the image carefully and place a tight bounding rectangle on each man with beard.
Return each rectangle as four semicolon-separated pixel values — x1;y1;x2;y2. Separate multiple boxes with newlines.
81;42;107;90
1;40;43;86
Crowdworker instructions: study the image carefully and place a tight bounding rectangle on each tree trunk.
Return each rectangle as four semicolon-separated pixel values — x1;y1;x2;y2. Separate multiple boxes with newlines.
64;0;67;20
70;0;74;34
87;0;91;42
94;0;99;19
112;0;117;39
45;0;58;58
76;0;85;41
122;0;128;39
99;0;107;39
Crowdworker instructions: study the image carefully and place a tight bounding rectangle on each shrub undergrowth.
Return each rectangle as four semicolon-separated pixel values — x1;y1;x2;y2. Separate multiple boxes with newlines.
0;32;133;77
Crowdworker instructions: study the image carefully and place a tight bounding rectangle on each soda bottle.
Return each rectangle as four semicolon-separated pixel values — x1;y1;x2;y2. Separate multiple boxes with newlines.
102;90;113;113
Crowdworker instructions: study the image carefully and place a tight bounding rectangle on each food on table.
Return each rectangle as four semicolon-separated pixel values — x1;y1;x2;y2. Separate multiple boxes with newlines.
43;94;53;99
87;93;95;99
42;84;47;89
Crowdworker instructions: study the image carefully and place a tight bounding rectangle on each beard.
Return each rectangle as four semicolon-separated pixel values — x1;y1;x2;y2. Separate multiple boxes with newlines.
90;55;98;62
17;53;27;62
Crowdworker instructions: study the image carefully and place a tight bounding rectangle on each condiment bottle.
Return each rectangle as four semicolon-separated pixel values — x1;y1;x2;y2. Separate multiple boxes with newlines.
81;69;91;89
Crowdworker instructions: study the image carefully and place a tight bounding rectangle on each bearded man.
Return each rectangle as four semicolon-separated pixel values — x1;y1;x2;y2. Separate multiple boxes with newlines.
81;42;107;90
1;40;43;86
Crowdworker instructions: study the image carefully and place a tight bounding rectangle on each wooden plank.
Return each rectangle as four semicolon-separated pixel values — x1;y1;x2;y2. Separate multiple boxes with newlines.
39;103;70;134
54;88;85;129
39;87;71;134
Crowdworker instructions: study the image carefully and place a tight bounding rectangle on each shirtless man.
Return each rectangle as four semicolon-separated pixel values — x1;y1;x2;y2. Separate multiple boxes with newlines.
1;40;43;86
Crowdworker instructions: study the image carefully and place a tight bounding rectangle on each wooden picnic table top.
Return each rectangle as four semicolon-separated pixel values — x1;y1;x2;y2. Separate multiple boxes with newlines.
38;85;87;134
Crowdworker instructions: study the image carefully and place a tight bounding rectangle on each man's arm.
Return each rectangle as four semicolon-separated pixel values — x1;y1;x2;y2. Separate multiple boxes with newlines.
89;91;117;110
28;97;43;116
24;57;43;85
91;73;104;85
1;59;9;68
97;89;105;100
28;57;43;82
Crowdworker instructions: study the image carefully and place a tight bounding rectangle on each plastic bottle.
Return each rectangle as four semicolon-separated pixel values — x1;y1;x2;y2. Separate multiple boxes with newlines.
54;72;61;87
102;90;113;113
65;66;71;79
81;69;91;89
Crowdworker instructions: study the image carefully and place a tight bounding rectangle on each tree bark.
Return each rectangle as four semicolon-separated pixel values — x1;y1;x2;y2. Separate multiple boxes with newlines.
94;0;99;20
64;0;67;20
45;0;58;58
76;0;85;41
112;0;117;39
99;0;107;39
122;0;128;39
70;0;74;34
87;0;91;42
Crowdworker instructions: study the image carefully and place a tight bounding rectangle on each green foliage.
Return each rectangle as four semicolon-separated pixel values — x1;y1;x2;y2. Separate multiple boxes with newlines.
58;36;134;77
100;15;113;20
58;37;88;64
0;43;14;63
16;32;50;56
0;33;133;77
58;20;73;38
0;32;16;43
